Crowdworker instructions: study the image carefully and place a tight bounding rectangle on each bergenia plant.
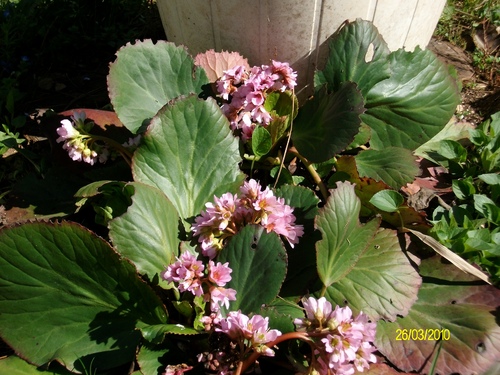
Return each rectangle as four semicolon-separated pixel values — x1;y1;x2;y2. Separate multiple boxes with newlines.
1;19;499;375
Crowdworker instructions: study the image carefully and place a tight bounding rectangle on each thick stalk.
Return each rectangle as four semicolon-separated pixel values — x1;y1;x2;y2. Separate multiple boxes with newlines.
288;147;329;201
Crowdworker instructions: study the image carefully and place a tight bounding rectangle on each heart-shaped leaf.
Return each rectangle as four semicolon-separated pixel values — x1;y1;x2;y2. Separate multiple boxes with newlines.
369;190;405;213
109;182;180;283
376;256;500;374
132;95;245;221
251;126;272;157
108;40;209;133
0;222;167;372
292;83;364;163
217;225;287;315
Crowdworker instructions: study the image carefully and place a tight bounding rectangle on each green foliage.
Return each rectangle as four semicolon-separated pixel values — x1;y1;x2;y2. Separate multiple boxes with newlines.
0;17;497;375
429;112;500;284
132;95;245;221
218;225;288;314
0;222;167;372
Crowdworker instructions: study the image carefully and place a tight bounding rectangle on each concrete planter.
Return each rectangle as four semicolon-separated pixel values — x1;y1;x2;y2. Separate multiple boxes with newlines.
157;0;446;92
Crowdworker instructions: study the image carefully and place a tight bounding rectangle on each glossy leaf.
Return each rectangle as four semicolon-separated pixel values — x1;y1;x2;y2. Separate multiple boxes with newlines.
316;181;380;287
132;95;245;221
376;256;500;374
363;47;460;150
251;126;272;157
218;225;287;315
292;83;364;163
321;228;421;321
109;182;180;283
369;190;405;213
0;222;167;372
315;19;391;96
276;185;321;298
318;20;459;151
355;147;419;189
108;40;209;133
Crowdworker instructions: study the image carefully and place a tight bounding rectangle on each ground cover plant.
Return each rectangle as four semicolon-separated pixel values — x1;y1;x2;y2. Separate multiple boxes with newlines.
0;11;499;375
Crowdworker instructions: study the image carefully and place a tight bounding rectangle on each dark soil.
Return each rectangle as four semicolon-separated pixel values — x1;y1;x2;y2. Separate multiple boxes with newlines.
428;37;499;126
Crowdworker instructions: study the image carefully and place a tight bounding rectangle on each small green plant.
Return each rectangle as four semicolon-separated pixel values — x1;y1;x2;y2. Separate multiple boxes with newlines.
429;112;500;285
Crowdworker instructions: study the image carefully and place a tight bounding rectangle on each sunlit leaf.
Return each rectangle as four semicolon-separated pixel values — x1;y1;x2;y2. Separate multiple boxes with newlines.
108;40;209;133
133;95;245;221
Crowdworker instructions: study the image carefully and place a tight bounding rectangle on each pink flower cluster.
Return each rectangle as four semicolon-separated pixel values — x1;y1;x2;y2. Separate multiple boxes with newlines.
56;111;109;165
294;297;377;375
162;252;236;313
216;311;282;357
217;61;297;141
191;179;304;258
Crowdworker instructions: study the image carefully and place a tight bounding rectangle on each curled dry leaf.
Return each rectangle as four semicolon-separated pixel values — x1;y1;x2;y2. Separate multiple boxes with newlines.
194;50;250;82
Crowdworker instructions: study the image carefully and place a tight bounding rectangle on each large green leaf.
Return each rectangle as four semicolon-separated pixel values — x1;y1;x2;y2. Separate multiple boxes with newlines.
217;225;287;315
292;83;364;163
355;147;420;189
317;19;460;151
0;222;167;372
320;227;421;321
363;47;460;150
109;182;180;283
275;185;321;299
376;256;500;374
316;181;380;287
132;95;245;221
108;40;209;133
315;19;391;96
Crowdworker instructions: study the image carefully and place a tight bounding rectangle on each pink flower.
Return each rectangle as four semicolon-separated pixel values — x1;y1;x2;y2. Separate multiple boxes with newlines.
217;310;250;340
269;60;297;91
216;61;297;142
56;119;80;142
163;252;205;296
295;297;377;373
216;311;281;356
208;286;237;311
294;296;333;329
208;261;233;286
56;112;109;166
